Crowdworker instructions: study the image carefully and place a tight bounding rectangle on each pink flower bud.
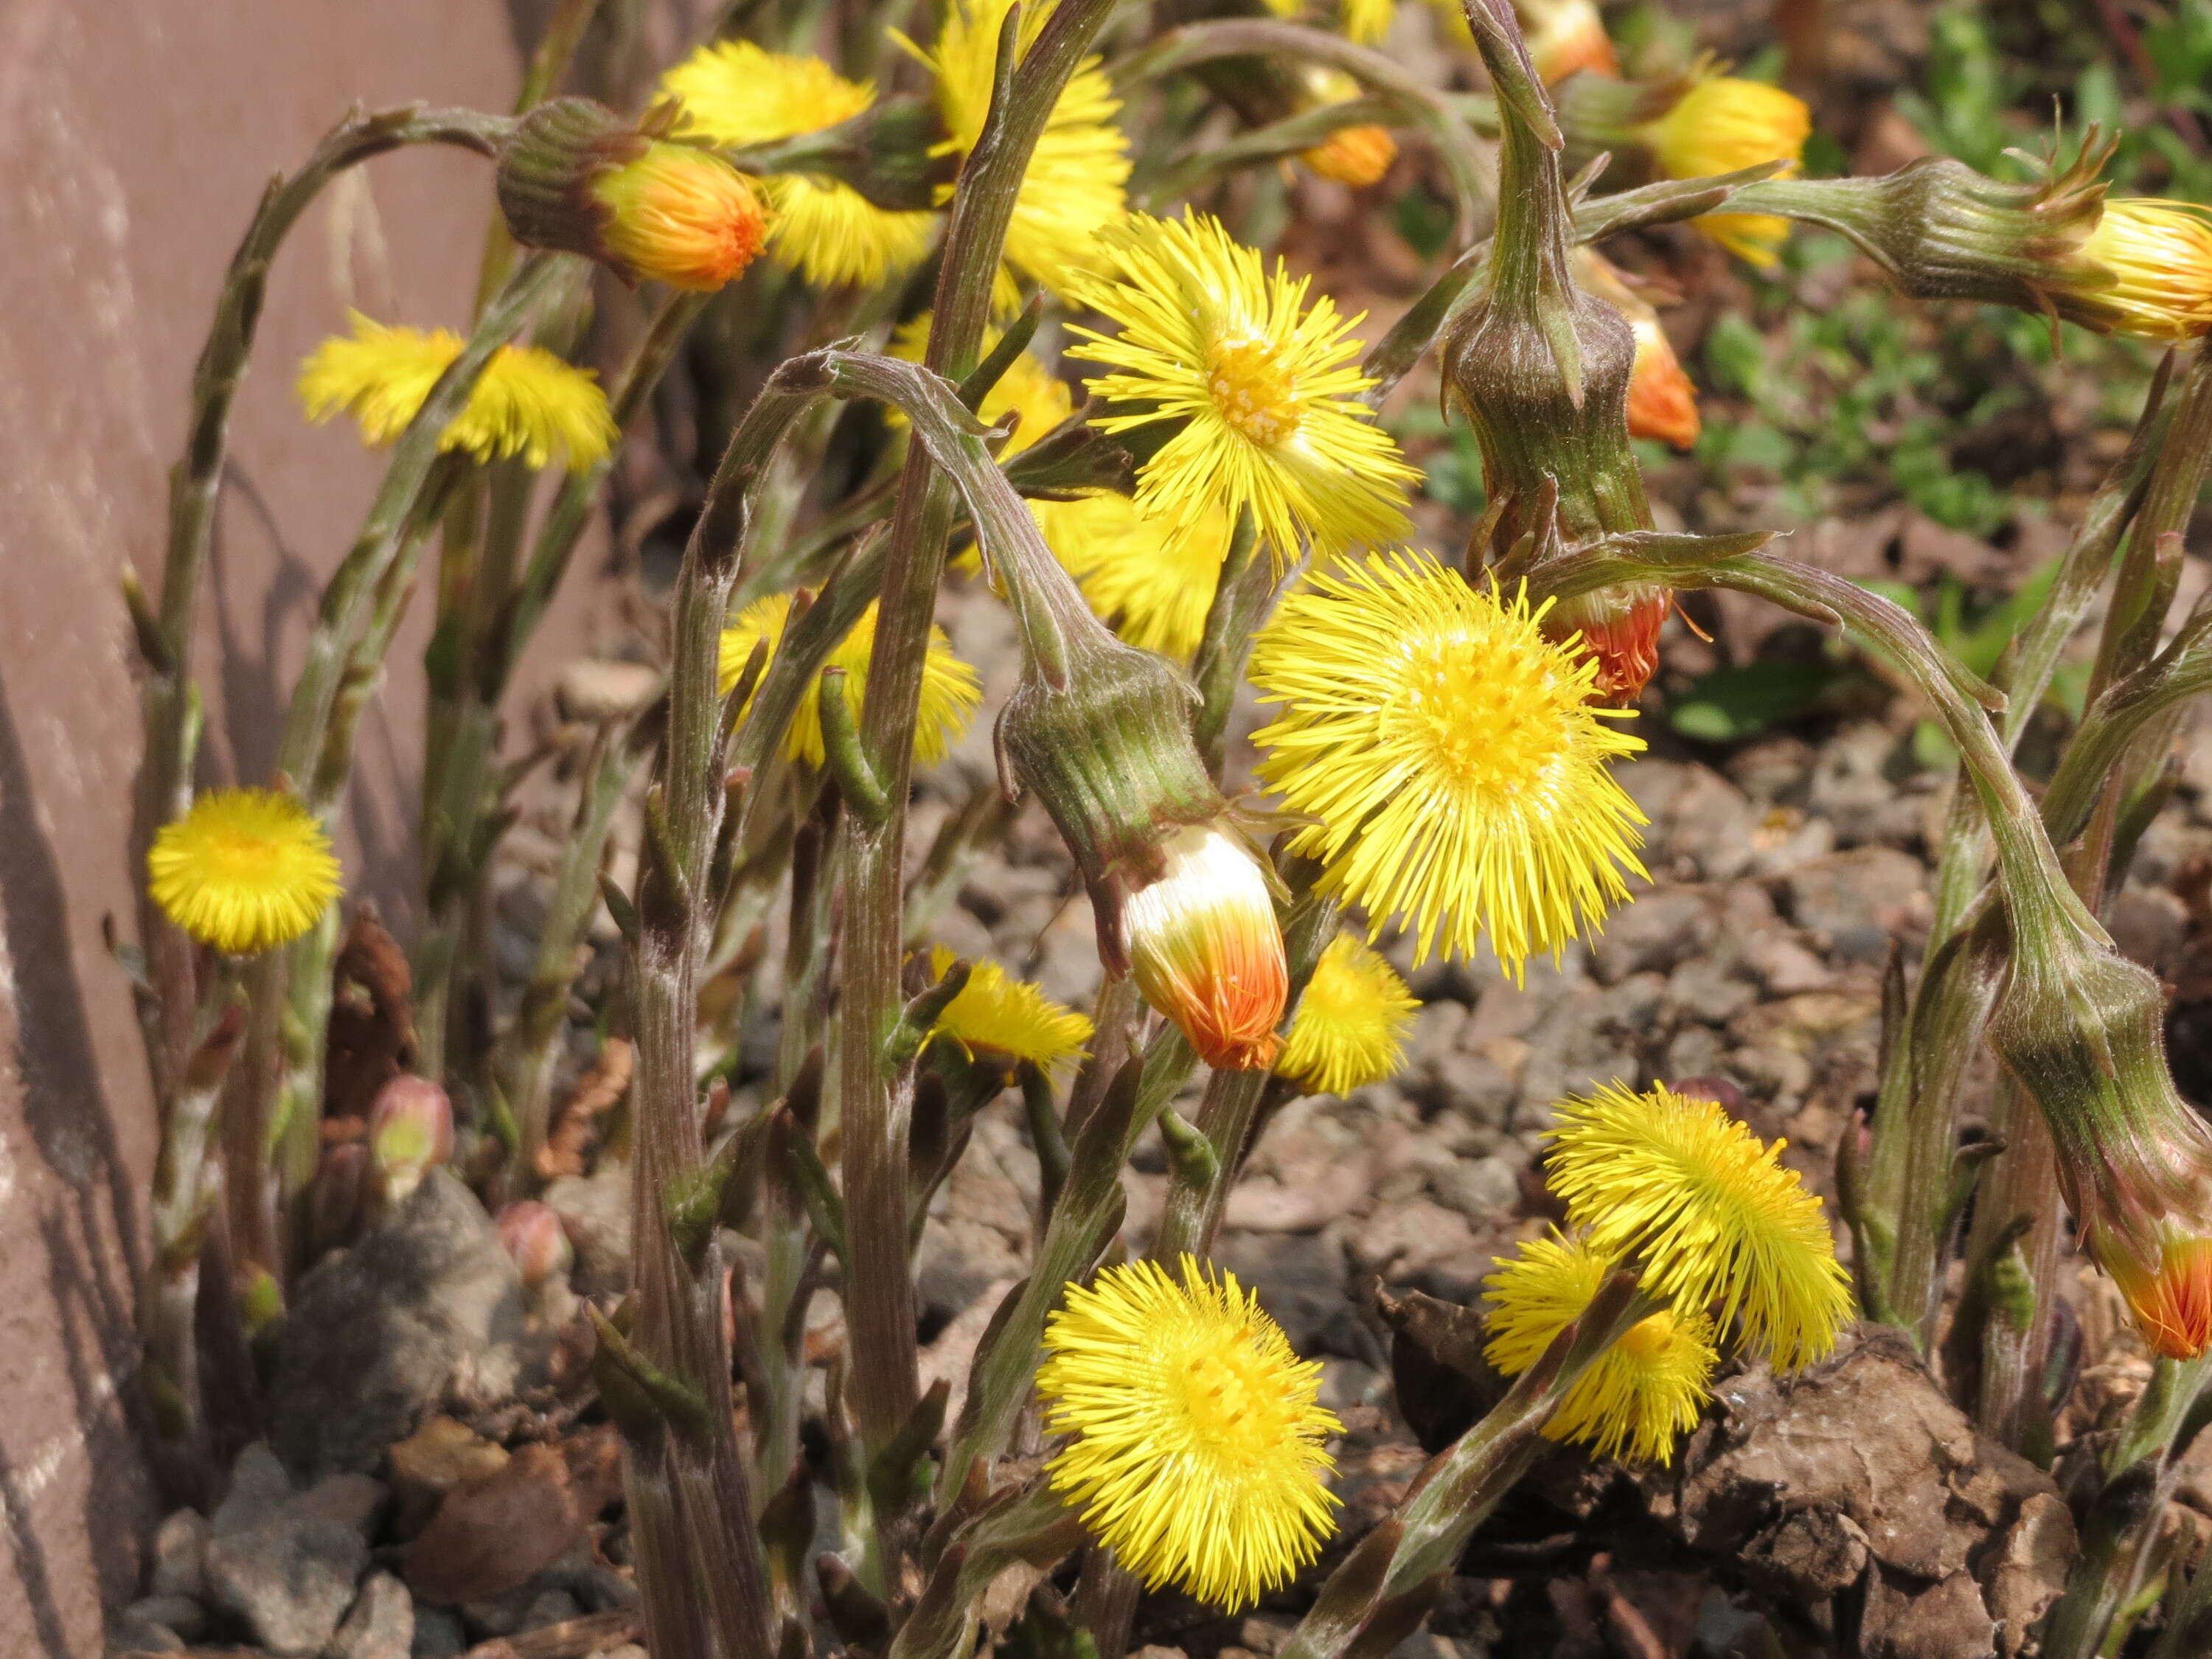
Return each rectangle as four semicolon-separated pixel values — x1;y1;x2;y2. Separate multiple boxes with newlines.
495;1201;574;1287
369;1075;454;1198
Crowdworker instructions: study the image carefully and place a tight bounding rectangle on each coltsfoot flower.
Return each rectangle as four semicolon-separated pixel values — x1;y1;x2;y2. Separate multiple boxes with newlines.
147;787;342;956
1068;211;1416;566
1573;249;1700;451
1276;934;1419;1096
1338;0;1392;46
1514;0;1618;83
1483;1231;1716;1464
717;594;980;767
1035;494;1234;661
902;0;1130;301
1639;75;1810;267
1296;70;1397;187
2059;198;2212;344
1038;1255;1341;1610
1545;1082;1851;1370
660;42;935;288
924;946;1093;1077
298;313;617;472
1249;553;1646;971
1124;823;1289;1071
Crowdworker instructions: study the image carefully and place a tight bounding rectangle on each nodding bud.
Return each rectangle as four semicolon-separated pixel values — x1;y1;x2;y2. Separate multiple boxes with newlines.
1124;822;1289;1071
1991;920;2212;1360
498;97;766;291
1571;248;1700;451
1512;0;1618;83
1553;582;1670;705
496;1201;574;1288
369;1075;455;1201
1295;69;1396;189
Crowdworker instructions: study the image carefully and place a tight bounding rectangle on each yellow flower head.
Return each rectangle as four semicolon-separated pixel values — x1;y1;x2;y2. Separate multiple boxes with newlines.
299;314;618;472
1544;1083;1851;1371
1295;70;1396;188
660;43;936;288
1276;934;1419;1096
1034;493;1234;660
1068;212;1416;566
591;140;768;291
1639;76;1809;267
2067;198;2212;343
1482;1231;1716;1464
902;0;1130;302
717;594;981;767
1038;1255;1341;1610
924;945;1093;1076
1248;552;1647;971
1339;0;1392;45
148;787;342;956
1513;0;1619;83
891;314;1074;459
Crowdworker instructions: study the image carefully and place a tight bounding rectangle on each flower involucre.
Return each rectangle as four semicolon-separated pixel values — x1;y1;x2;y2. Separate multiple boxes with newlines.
1038;1256;1341;1609
299;314;618;472
1545;1082;1851;1371
1277;934;1419;1096
1483;1231;1717;1464
1068;211;1416;565
925;946;1093;1076
717;594;980;767
1249;552;1647;971
148;787;342;956
660;43;936;288
1035;494;1234;661
905;0;1130;300
1640;76;1810;268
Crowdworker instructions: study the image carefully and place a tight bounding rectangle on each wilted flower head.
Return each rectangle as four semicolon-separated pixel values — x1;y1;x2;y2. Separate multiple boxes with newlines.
1276;934;1419;1096
147;787;342;956
660;42;935;287
1639;75;1810;267
1068;210;1416;566
298;313;617;472
924;946;1093;1077
1483;1231;1716;1464
1038;1256;1340;1610
1249;553;1646;972
1545;1082;1851;1370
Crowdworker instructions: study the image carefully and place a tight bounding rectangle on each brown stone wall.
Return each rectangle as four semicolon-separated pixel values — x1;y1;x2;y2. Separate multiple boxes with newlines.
0;4;615;1650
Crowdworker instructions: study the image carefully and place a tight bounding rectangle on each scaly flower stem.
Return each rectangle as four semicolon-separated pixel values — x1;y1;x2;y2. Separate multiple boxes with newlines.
131;105;508;1113
832;0;1124;1459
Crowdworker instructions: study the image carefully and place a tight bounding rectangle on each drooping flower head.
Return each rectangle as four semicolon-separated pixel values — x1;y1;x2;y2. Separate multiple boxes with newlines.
1483;1231;1716;1464
298;313;618;472
1276;934;1419;1096
1038;1255;1341;1610
1572;248;1699;451
1295;69;1398;188
1544;1082;1851;1371
1068;212;1416;566
717;594;980;767
1512;0;1619;83
148;787;342;956
2060;198;2212;344
1034;494;1234;661
923;945;1093;1077
591;141;769;291
901;0;1130;301
1124;823;1289;1071
1249;553;1646;972
659;42;936;288
1639;75;1810;267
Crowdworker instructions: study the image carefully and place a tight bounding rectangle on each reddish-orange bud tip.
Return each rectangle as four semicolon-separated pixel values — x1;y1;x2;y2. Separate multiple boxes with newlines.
1567;591;1669;705
2107;1232;2212;1360
1125;824;1288;1071
1624;317;1700;451
593;142;767;292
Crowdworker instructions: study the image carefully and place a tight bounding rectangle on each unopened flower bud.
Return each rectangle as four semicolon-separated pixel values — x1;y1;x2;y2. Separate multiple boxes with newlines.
1124;822;1288;1071
1554;582;1671;705
1991;919;2212;1359
1512;0;1618;84
1571;248;1699;451
1293;70;1397;188
2049;198;2212;343
496;1200;575;1287
369;1075;454;1200
498;97;766;292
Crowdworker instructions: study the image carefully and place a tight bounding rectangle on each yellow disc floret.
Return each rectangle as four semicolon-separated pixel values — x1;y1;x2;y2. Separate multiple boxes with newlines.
717;594;980;767
2069;198;2212;343
1249;552;1647;971
1544;1082;1851;1371
1482;1231;1716;1464
298;313;616;472
1038;1256;1341;1610
148;787;343;956
1276;934;1419;1096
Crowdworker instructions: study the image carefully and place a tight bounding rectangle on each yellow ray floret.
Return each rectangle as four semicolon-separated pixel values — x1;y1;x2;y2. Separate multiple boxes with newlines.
1248;552;1646;971
925;945;1093;1075
717;594;981;767
1068;212;1416;566
1638;76;1809;268
1033;494;1234;660
1038;1256;1341;1610
660;42;936;288
1482;1231;1716;1465
1339;0;1392;45
1276;933;1419;1096
298;313;616;471
901;0;1130;302
148;787;343;956
1544;1082;1851;1371
2071;199;2212;343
